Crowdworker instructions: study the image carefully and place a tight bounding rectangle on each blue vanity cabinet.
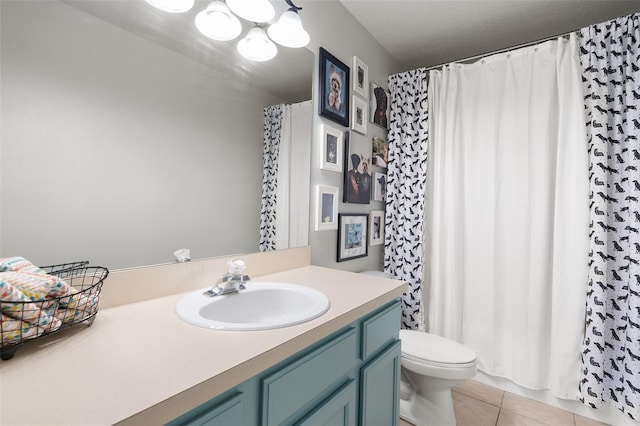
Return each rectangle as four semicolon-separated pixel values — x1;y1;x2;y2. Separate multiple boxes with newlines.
167;392;246;426
168;299;401;426
294;379;357;426
359;341;401;426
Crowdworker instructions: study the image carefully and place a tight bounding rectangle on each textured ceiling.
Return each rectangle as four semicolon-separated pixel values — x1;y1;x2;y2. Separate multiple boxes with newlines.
339;0;640;71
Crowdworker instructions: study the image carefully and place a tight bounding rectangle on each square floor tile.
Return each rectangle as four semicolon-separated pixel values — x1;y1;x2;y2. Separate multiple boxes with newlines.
497;409;554;426
501;393;574;426
453;379;505;406
453;391;500;426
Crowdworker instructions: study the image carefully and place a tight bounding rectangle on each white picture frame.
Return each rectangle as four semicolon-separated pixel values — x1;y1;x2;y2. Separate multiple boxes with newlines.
373;172;386;201
315;185;339;231
352;56;368;98
351;96;368;135
320;124;343;172
369;210;385;246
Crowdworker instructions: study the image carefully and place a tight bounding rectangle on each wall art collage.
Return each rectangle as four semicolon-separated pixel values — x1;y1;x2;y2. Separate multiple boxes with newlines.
317;47;389;262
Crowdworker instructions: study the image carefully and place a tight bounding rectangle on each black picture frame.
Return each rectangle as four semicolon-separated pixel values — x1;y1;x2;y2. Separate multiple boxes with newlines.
337;213;368;262
343;131;372;204
319;47;350;127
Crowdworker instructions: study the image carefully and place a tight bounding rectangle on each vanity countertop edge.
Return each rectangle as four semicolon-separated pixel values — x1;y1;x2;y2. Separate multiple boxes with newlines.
0;265;406;426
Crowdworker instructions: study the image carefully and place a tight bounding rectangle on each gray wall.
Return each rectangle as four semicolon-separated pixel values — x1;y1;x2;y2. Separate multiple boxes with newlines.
1;1;282;268
303;1;401;272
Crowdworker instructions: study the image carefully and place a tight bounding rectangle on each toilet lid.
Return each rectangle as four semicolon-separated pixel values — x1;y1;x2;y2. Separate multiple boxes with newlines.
400;330;476;365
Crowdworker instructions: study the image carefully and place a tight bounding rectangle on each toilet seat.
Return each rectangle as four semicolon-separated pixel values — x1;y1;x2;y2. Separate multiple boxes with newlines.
400;330;476;365
399;330;477;380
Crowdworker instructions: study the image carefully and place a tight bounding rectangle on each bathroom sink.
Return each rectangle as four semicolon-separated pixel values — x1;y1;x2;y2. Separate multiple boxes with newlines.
175;282;330;330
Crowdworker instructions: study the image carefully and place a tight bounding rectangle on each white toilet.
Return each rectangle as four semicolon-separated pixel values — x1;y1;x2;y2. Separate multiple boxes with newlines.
399;330;477;426
359;271;477;426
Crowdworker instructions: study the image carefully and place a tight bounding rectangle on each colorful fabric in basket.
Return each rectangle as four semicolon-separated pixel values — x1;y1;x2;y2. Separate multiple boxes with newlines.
0;257;102;347
0;278;61;331
2;271;78;304
55;294;98;324
0;257;45;274
1;271;50;300
0;314;39;346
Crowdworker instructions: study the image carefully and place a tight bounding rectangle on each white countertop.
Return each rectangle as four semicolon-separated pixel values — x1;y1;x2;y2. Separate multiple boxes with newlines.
0;265;406;426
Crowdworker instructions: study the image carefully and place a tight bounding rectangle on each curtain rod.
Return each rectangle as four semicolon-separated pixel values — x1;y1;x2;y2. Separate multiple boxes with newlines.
422;29;577;72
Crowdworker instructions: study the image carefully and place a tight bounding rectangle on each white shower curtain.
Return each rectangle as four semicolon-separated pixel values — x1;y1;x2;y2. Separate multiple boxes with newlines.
426;35;590;398
274;100;311;249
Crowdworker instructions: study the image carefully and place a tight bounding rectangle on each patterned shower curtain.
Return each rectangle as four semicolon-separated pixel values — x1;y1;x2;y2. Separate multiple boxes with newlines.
384;69;429;330
579;13;640;420
258;104;283;252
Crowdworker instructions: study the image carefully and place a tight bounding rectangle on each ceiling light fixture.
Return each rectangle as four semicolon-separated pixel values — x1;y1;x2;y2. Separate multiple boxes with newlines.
267;3;309;48
237;26;278;62
195;1;242;41
146;0;309;62
144;0;194;14
227;0;275;23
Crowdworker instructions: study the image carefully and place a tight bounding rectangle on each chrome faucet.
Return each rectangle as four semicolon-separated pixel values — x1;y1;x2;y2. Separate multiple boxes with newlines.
203;259;250;297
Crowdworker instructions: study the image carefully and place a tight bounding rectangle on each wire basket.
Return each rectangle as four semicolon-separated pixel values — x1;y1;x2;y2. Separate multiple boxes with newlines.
0;262;109;360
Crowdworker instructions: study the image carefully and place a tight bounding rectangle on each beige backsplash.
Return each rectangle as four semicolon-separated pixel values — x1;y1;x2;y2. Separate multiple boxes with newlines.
100;246;311;309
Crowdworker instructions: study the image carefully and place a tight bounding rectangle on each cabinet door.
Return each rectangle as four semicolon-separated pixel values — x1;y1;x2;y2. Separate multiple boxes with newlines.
295;380;357;426
168;392;243;426
359;340;401;426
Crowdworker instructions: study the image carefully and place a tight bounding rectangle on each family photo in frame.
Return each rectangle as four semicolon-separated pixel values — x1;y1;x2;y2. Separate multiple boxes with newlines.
319;47;350;127
343;132;372;204
372;137;388;168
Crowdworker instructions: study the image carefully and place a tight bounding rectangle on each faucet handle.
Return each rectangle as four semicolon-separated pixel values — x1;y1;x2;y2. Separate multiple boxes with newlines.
227;259;246;275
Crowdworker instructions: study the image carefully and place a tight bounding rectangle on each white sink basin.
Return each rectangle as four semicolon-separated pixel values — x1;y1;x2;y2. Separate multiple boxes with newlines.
175;282;330;330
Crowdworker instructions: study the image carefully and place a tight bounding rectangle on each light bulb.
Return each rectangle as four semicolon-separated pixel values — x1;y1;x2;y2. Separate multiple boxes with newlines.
267;9;309;48
195;1;242;41
227;0;275;23
145;0;194;13
237;27;278;62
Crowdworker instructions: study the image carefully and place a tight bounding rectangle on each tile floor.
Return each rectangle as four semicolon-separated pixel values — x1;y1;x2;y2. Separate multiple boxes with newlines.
399;380;608;426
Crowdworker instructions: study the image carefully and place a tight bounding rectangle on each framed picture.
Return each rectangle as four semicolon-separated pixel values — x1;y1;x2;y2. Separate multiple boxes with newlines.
370;82;390;129
315;185;339;231
373;172;387;202
343;132;372;204
372;137;388;168
351;96;368;134
321;124;343;172
369;210;385;246
337;213;368;262
352;56;368;98
319;47;350;127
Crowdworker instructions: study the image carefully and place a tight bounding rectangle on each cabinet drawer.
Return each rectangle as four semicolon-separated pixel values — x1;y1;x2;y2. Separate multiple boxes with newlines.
361;301;401;360
261;327;358;425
